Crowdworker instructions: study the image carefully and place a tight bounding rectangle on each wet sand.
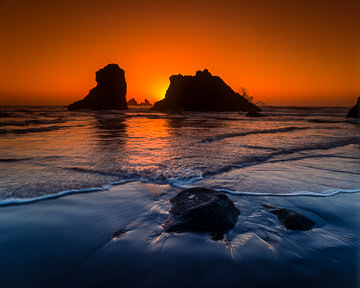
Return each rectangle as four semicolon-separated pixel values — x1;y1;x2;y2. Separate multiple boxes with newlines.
0;181;359;288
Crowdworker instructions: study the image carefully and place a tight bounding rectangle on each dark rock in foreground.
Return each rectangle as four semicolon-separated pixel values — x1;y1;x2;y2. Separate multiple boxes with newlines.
270;208;315;231
152;69;260;112
245;110;266;117
163;187;240;239
68;64;128;110
346;97;360;118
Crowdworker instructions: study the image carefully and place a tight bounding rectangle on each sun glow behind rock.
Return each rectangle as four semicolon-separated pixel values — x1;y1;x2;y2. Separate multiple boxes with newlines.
0;0;359;106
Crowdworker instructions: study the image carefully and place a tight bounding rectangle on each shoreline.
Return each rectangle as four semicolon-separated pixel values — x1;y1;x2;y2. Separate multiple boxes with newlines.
0;181;359;288
1;177;360;207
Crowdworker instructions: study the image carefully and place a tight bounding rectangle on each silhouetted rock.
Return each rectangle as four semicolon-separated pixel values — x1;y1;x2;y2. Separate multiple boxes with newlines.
270;208;315;231
152;69;260;112
346;97;360;118
127;97;138;106
68;64;127;110
163;187;240;240
127;98;152;106
143;99;152;106
246;110;266;117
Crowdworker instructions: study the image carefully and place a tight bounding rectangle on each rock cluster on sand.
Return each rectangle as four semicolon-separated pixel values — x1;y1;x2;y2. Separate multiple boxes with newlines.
270;208;315;231
346;97;360;119
163;187;240;239
68;64;128;110
152;69;260;112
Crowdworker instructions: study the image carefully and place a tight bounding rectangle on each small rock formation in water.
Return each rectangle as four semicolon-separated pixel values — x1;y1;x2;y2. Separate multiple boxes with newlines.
269;208;315;231
163;187;240;240
346;97;360;119
152;69;260;112
245;110;266;117
127;98;152;106
68;64;127;110
143;99;152;106
127;97;138;106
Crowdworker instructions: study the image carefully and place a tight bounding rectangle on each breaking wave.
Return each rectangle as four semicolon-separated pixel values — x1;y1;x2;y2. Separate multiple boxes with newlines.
201;126;311;143
0;118;67;127
0;125;74;135
202;137;360;177
217;188;360;197
0;180;136;207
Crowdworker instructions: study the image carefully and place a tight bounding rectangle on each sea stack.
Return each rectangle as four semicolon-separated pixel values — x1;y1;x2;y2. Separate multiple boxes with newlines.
346;97;360;119
152;69;260;112
127;97;138;106
68;64;128;110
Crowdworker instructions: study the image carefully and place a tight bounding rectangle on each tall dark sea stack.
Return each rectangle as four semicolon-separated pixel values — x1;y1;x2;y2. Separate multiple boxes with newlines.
68;64;128;110
346;97;360;119
152;69;260;112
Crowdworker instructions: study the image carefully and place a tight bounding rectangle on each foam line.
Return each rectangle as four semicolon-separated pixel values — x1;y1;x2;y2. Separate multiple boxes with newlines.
0;179;136;207
217;188;360;197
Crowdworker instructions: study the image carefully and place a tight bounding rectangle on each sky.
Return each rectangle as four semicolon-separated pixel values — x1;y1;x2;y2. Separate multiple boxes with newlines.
0;0;359;106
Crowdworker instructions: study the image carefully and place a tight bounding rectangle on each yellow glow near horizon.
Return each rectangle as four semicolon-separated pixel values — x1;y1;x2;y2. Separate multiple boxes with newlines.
0;0;359;107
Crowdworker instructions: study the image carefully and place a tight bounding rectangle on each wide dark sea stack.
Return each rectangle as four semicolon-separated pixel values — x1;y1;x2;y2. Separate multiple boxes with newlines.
68;64;128;110
346;97;360;118
152;69;260;112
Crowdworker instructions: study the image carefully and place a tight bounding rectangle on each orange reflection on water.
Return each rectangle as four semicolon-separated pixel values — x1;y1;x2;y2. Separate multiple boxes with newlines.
123;117;171;170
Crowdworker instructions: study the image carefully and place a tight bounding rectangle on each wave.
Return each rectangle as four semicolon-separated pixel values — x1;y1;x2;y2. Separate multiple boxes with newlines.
200;126;310;143
0;111;16;118
0;157;34;162
0;118;67;127
2;181;359;208
65;167;194;184
217;188;360;197
0;180;136;207
66;167;122;177
0;125;73;135
202;137;360;177
306;119;344;123
0;155;63;163
66;135;360;188
213;117;245;121
242;145;280;151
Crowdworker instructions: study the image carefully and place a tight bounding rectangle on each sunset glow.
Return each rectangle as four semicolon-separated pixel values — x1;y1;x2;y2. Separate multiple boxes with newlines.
0;0;359;106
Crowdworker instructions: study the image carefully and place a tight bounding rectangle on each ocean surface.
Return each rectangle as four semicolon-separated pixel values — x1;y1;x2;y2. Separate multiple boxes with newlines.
1;105;359;202
0;105;359;287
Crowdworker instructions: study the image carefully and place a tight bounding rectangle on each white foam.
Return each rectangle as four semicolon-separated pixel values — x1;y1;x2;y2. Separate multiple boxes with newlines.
169;176;204;189
217;188;360;197
0;179;137;207
0;187;104;207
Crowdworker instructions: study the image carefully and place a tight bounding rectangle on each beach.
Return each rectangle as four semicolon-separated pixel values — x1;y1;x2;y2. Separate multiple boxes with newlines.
0;106;359;287
0;180;359;287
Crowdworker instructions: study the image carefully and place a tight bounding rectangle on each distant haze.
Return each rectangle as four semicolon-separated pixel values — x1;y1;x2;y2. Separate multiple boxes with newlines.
0;0;359;106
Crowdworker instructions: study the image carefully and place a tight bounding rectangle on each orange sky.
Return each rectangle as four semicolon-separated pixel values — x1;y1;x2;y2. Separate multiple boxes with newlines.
0;0;359;106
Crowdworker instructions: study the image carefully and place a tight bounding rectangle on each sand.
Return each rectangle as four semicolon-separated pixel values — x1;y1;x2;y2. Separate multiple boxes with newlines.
0;181;359;288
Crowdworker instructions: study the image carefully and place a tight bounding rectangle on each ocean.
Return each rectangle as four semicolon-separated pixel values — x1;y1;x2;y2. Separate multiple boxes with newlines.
0;105;359;287
1;105;359;202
